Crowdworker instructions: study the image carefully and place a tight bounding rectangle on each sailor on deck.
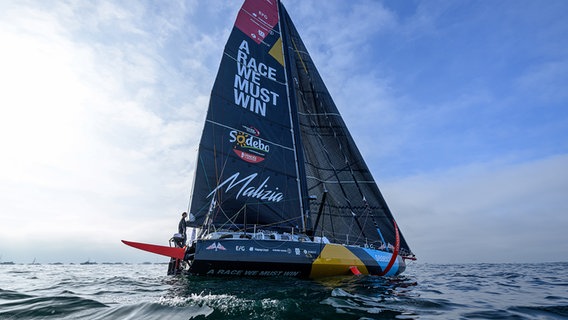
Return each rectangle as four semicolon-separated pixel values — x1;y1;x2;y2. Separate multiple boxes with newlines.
178;212;189;245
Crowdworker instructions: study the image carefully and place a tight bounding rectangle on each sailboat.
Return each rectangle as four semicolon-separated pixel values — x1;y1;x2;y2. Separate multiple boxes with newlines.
123;0;415;278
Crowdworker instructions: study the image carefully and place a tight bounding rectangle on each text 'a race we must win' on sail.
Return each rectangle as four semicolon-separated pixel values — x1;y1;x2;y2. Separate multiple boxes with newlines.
233;40;280;117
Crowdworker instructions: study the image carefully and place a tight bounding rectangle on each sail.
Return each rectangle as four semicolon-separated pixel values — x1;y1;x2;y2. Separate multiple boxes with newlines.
189;0;305;232
189;0;413;258
278;5;414;256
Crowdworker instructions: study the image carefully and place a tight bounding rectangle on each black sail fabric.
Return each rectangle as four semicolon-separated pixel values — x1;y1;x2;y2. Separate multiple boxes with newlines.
279;4;413;256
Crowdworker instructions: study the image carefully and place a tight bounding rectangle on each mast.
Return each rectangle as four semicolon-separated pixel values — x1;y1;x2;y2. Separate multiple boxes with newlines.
278;0;309;233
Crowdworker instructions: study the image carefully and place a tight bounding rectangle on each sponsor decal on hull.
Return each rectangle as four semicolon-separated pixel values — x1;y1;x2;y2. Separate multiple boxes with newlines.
193;241;402;278
206;269;301;277
206;242;227;251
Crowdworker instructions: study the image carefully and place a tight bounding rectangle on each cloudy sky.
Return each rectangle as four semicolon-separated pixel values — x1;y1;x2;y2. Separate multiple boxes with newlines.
1;0;566;264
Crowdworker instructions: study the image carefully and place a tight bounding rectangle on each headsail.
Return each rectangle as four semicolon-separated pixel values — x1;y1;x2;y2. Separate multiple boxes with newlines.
278;4;414;257
189;0;305;232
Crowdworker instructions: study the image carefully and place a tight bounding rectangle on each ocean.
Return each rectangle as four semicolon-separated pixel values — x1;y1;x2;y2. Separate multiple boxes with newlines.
0;262;566;319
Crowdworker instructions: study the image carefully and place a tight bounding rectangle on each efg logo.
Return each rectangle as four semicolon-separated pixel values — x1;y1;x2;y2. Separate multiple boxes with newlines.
229;125;270;164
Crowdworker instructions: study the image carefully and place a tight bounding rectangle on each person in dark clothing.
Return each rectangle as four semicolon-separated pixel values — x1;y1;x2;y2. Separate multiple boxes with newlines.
178;212;189;245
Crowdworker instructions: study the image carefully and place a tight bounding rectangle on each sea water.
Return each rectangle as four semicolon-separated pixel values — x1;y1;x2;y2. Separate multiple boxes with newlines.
0;262;566;319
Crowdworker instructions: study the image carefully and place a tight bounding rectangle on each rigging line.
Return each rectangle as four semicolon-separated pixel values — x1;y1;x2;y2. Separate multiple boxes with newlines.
344;154;387;240
291;38;308;74
309;88;375;233
304;158;368;172
319;118;369;242
252;216;302;229
309;95;351;205
200;142;221;232
324;194;336;240
216;206;245;231
362;193;389;247
291;47;309;56
305;158;376;192
290;25;369;242
209;139;234;230
301;82;367;241
308;92;397;244
341;139;404;249
190;151;212;214
342;145;394;246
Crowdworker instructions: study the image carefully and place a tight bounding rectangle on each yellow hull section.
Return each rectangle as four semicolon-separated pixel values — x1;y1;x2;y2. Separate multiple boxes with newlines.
309;244;368;278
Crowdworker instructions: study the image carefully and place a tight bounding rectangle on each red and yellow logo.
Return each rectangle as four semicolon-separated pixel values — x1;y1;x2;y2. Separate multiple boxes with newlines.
229;126;270;164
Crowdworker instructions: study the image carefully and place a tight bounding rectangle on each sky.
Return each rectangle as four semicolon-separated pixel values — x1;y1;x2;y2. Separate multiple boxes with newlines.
1;0;567;265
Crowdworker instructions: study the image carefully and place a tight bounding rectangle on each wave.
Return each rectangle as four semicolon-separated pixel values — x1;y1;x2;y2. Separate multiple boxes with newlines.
0;289;107;319
1;263;567;319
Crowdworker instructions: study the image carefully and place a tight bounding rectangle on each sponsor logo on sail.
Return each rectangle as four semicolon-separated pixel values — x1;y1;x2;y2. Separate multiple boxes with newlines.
229;125;270;164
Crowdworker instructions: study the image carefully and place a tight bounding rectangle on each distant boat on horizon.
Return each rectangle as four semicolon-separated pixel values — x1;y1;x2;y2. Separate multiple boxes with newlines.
80;259;97;265
0;255;15;265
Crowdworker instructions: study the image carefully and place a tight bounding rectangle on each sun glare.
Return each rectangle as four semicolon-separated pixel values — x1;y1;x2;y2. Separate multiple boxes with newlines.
0;29;89;178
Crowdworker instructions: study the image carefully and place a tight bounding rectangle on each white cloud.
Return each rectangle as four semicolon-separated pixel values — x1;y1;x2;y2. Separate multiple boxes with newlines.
0;1;210;262
383;154;568;263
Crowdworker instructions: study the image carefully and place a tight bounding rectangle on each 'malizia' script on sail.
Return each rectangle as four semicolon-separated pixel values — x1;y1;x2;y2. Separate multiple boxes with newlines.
206;172;284;203
234;40;280;117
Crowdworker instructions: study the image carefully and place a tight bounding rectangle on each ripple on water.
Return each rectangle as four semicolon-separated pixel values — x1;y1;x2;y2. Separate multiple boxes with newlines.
0;263;567;319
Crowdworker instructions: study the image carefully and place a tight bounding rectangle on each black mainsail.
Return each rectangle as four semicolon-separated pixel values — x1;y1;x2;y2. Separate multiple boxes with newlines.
123;0;415;278
189;0;305;233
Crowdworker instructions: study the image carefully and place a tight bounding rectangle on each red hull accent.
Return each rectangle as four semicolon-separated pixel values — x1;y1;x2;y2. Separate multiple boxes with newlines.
379;220;400;276
122;240;185;260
